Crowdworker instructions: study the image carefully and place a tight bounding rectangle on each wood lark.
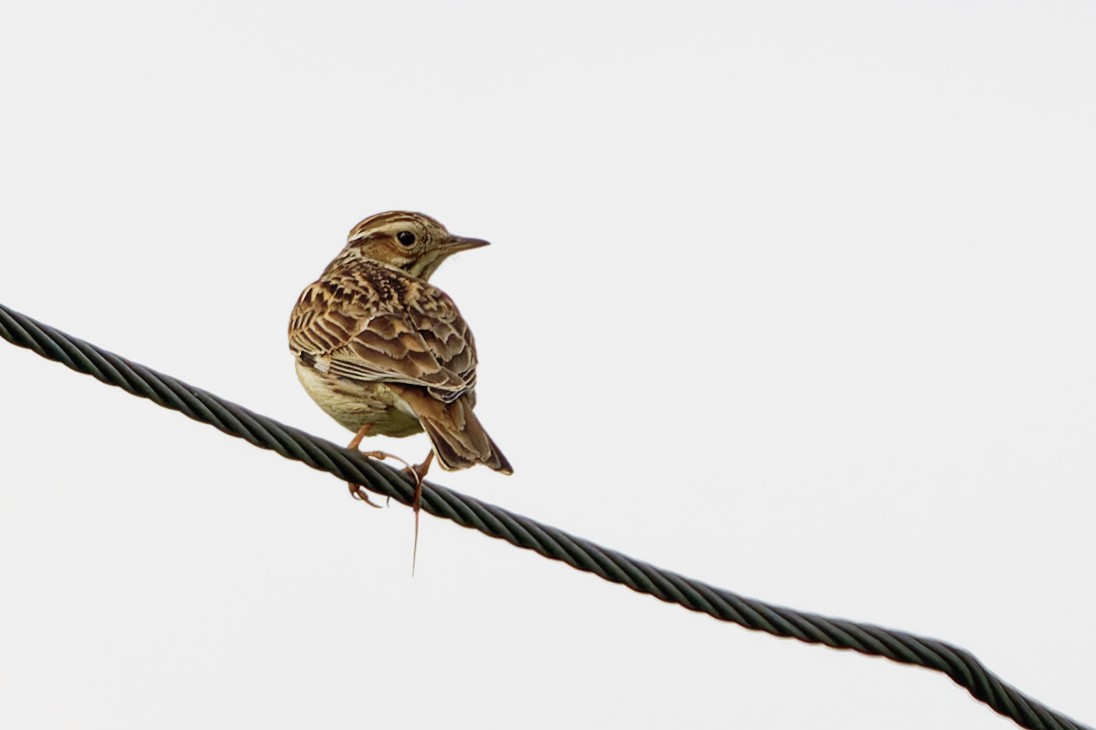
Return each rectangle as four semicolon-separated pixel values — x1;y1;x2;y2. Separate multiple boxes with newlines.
288;211;513;519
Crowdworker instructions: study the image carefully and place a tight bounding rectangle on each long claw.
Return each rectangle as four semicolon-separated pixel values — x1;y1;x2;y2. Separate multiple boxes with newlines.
361;450;413;472
348;482;383;508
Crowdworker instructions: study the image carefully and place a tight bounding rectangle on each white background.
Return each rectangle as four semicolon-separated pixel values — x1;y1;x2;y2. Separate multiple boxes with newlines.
1;2;1093;728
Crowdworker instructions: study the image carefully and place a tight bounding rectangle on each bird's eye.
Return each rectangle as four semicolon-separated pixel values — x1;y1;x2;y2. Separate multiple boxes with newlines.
396;231;416;247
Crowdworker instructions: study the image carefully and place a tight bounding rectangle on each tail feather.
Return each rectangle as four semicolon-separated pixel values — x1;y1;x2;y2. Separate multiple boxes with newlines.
392;386;512;474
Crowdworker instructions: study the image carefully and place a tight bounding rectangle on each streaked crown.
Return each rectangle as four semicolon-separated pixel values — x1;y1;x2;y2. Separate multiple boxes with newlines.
331;211;489;281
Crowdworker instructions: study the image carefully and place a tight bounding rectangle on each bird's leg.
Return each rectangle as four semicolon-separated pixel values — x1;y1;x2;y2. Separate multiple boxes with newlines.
345;425;382;508
406;451;434;514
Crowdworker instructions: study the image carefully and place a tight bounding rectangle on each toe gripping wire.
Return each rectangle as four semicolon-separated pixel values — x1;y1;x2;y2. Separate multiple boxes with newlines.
0;301;1089;730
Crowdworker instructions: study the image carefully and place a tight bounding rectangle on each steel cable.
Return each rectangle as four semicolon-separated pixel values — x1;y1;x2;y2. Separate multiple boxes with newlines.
0;301;1089;730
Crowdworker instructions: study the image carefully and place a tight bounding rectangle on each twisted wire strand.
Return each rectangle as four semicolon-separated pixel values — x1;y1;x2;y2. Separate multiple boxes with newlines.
0;301;1088;730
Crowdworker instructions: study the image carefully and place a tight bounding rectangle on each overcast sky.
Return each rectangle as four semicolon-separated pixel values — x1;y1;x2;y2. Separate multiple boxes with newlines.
1;2;1094;728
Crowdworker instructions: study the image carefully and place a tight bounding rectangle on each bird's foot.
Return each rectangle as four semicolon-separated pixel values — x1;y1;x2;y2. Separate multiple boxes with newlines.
347;482;384;508
361;450;434;577
361;449;414;473
403;452;435;485
360;449;420;510
344;425;383;507
397;451;434;517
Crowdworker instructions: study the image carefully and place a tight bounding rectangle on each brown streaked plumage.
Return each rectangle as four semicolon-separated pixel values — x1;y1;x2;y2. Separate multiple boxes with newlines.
288;211;512;511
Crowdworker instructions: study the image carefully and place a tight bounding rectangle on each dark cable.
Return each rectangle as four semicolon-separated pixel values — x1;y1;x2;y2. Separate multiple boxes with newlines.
0;301;1089;730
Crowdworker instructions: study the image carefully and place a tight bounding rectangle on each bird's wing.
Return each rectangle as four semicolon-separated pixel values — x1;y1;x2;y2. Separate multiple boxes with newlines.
289;271;477;400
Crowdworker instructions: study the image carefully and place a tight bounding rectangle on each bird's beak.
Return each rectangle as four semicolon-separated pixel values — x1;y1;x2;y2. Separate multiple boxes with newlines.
445;235;490;252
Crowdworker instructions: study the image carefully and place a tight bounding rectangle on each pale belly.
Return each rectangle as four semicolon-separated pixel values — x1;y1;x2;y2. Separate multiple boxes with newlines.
295;360;424;437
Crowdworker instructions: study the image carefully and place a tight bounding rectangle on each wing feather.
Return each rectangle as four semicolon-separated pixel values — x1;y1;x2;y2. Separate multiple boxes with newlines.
288;265;478;401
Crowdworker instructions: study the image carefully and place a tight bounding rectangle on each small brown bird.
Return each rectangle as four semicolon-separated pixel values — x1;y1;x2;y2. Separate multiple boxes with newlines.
288;211;512;520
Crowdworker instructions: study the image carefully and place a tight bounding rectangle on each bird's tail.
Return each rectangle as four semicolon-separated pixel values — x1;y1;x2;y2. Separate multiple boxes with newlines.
391;387;512;474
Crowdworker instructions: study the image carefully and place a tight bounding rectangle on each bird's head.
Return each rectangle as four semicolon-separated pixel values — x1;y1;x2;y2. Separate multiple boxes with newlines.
334;211;489;280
